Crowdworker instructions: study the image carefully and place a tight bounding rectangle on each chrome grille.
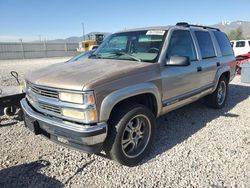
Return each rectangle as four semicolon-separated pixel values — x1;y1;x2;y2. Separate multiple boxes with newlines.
30;85;58;99
39;102;61;114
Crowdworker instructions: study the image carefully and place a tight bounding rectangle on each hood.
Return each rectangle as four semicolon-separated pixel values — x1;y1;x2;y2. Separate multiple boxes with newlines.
25;58;155;91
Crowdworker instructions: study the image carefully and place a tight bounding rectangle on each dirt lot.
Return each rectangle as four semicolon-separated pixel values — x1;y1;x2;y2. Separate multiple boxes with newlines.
0;58;249;187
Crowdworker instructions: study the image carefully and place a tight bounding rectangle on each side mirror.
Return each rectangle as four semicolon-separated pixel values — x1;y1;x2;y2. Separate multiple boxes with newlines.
166;56;190;66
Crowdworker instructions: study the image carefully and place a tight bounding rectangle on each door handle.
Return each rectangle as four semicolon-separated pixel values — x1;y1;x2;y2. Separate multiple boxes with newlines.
216;62;221;67
197;66;202;72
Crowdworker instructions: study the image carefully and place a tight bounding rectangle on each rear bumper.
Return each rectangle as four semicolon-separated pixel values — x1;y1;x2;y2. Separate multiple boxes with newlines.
20;98;107;153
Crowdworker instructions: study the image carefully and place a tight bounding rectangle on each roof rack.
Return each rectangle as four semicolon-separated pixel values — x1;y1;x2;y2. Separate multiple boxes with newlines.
176;22;220;31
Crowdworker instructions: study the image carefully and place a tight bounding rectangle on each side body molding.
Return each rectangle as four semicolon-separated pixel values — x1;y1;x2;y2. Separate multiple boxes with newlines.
99;83;162;122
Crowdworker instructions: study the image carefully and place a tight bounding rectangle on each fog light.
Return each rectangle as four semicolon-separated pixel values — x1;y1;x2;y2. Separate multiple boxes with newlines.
61;108;97;123
62;108;85;119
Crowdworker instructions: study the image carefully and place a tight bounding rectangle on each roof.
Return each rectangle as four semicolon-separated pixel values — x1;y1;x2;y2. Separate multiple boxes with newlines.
117;26;171;33
116;24;221;34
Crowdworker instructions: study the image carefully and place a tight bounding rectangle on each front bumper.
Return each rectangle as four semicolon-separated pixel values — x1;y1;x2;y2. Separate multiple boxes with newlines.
20;98;107;153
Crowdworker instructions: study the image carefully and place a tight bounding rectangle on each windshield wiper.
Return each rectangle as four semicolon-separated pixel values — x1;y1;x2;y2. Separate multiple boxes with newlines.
88;54;102;59
109;51;141;62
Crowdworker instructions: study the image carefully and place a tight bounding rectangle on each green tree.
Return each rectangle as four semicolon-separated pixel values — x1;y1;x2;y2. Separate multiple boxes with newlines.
228;27;244;40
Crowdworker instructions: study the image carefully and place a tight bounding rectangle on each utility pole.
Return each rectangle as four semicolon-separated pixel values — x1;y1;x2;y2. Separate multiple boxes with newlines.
82;23;85;41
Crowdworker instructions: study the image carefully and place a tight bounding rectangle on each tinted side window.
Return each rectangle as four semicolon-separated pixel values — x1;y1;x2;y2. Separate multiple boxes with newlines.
236;41;245;47
248;41;250;46
213;31;234;56
167;30;197;61
195;31;216;59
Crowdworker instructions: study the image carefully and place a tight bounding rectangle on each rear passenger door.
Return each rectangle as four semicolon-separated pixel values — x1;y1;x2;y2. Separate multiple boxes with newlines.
213;31;235;78
193;30;218;88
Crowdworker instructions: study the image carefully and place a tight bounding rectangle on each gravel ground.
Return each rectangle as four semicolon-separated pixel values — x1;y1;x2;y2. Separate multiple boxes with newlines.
0;57;71;87
0;58;249;188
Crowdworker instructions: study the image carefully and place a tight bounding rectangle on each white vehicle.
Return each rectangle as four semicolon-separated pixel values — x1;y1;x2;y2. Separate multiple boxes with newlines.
230;39;250;56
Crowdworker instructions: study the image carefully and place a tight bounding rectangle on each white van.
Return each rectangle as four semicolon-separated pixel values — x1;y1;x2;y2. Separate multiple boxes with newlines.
230;40;250;56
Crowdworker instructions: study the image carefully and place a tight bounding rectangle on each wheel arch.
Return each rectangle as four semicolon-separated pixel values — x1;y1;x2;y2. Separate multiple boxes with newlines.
99;83;162;122
212;66;230;92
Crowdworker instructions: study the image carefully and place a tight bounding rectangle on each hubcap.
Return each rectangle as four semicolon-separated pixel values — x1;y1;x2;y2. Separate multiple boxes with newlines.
121;114;151;158
217;81;226;105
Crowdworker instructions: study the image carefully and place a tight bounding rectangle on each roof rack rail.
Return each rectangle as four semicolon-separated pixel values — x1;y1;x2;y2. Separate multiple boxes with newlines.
176;22;220;31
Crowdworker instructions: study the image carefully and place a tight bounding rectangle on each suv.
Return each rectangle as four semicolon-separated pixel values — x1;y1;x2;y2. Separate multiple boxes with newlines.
21;22;236;166
230;39;250;56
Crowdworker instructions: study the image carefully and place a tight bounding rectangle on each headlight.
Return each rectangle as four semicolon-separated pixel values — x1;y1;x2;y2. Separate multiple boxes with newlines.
59;92;83;104
59;91;97;122
61;108;97;123
59;91;95;105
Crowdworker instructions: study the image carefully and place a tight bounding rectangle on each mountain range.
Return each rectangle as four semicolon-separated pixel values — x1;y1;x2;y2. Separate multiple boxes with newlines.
48;20;250;43
213;20;250;38
48;32;110;43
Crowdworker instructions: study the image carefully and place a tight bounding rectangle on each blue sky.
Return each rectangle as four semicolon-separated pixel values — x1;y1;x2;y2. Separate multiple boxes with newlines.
0;0;249;42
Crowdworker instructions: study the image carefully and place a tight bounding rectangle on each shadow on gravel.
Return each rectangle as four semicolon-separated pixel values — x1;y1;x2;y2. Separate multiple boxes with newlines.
64;159;95;185
144;83;250;163
0;121;18;127
0;160;64;188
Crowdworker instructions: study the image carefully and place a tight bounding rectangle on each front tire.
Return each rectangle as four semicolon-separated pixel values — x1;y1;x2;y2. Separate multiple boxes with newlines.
104;104;155;166
205;76;228;109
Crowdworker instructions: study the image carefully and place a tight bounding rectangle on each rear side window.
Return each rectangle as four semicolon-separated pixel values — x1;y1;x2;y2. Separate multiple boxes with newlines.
166;30;197;61
213;31;234;56
195;31;216;59
248;41;250;46
230;42;234;47
236;41;245;47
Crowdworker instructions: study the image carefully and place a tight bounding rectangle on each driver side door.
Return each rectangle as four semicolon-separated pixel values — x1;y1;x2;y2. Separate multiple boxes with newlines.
161;29;200;107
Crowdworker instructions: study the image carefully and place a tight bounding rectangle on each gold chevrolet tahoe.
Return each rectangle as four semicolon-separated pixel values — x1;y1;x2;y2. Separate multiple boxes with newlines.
21;23;236;166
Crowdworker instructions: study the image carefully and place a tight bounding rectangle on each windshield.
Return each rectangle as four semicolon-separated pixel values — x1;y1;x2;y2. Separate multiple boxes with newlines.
91;30;167;62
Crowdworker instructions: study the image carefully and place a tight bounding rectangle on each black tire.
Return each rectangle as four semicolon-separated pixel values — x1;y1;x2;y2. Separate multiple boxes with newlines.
104;103;155;166
16;108;24;121
4;106;17;117
205;76;228;109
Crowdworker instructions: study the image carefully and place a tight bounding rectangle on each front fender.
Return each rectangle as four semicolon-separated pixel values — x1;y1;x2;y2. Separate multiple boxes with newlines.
99;83;162;122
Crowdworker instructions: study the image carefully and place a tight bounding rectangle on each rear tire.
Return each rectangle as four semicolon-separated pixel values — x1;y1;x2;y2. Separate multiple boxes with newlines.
205;76;228;109
104;103;155;167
